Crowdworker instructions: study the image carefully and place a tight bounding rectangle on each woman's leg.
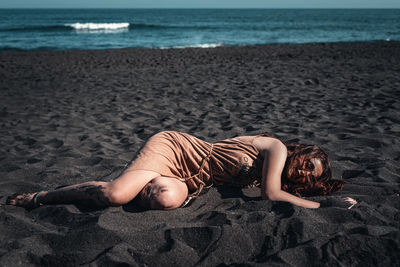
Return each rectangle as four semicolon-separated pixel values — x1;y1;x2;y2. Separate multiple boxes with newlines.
7;170;160;209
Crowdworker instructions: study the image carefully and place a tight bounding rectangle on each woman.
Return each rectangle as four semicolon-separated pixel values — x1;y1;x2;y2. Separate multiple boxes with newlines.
7;131;351;210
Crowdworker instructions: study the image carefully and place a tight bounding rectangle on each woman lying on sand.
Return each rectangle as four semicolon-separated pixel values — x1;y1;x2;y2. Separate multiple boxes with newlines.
8;131;355;210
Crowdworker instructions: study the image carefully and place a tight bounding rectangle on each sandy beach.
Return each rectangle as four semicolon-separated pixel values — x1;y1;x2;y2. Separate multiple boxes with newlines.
0;41;399;266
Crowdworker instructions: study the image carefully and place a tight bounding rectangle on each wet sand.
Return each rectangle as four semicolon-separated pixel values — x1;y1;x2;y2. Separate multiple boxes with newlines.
0;42;399;266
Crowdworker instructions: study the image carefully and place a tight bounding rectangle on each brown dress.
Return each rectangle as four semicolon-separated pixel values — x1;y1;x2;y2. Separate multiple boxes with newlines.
129;131;265;198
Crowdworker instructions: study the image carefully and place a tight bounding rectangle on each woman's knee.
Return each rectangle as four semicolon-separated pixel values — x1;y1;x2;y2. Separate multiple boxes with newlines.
103;184;131;206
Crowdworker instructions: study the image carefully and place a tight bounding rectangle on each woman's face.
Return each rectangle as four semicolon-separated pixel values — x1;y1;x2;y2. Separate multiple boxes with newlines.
138;176;188;210
287;157;324;184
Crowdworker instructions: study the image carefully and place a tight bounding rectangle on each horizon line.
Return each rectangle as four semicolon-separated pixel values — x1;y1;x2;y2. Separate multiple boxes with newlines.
1;7;399;10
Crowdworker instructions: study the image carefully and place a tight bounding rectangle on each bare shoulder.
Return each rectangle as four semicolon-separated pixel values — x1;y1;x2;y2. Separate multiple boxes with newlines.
251;136;286;154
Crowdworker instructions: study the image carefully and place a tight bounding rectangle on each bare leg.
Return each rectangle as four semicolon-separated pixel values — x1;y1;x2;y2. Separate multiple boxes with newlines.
7;170;160;209
37;181;113;208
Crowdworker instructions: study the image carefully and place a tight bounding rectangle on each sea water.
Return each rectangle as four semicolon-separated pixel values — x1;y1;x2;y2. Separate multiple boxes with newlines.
0;9;399;51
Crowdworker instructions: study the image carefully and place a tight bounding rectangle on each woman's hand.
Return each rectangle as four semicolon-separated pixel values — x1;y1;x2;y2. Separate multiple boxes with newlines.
344;197;357;209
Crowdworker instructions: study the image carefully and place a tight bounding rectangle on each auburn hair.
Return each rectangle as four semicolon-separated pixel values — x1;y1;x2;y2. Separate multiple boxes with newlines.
281;143;345;197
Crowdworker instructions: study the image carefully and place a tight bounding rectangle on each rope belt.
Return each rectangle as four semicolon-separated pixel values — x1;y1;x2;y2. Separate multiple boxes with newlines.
179;143;214;207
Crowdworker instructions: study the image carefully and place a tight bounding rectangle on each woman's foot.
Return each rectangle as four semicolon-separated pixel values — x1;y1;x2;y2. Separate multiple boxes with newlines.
6;192;40;209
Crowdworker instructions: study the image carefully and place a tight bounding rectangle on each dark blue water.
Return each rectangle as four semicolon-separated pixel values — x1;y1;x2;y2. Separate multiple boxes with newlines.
0;9;399;51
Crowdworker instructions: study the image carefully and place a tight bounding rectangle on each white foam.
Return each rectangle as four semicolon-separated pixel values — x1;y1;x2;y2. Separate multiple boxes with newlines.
66;23;130;30
161;42;223;49
194;43;222;48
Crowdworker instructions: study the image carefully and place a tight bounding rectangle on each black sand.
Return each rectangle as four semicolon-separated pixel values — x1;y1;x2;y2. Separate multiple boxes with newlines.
0;42;399;266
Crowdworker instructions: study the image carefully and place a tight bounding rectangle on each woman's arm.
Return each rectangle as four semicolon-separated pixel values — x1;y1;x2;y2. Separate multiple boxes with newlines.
253;136;320;209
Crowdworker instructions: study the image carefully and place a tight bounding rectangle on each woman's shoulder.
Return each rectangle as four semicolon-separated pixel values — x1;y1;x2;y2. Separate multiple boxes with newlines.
233;134;281;144
232;135;258;144
246;135;285;153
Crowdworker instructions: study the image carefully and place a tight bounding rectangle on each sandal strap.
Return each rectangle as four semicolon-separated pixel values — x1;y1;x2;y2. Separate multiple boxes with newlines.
33;190;46;207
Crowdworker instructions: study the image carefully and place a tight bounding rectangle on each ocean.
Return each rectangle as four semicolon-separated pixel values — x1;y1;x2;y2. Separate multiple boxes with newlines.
0;9;399;51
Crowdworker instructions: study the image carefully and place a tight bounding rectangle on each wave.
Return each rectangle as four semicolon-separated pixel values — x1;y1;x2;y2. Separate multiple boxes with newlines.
0;22;131;32
161;42;223;49
68;22;215;31
66;22;129;30
0;25;71;32
0;22;217;33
